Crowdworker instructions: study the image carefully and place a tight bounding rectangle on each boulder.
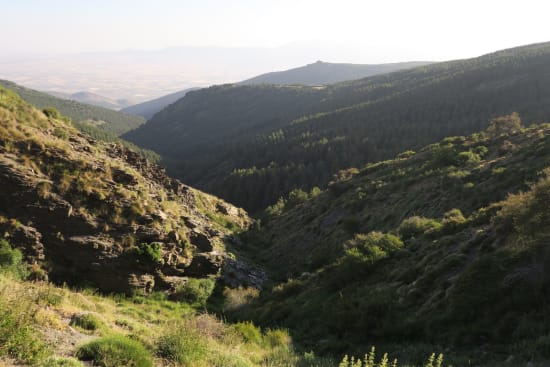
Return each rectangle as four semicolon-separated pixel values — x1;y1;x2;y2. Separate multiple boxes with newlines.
189;231;213;252
185;253;223;276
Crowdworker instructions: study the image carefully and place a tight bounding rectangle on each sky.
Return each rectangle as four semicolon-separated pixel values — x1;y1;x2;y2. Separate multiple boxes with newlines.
1;0;550;101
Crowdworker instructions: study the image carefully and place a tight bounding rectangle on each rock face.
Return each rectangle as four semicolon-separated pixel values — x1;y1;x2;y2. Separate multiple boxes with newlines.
0;87;252;295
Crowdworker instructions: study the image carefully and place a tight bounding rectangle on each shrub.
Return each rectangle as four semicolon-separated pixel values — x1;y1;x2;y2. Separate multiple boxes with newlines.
70;313;104;331
474;145;489;157
442;208;466;226
156;328;207;365
76;335;153;367
233;321;263;344
172;277;215;307
432;143;458;166
334;232;404;284
136;242;163;264
398;217;442;239
287;188;309;208
457;150;481;165
263;329;292;349
265;197;286;217
0;239;28;279
486;112;523;137
43;107;61;119
351;232;404;261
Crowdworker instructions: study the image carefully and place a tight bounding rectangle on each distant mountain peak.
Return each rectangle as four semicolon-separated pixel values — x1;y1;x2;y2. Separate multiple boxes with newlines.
240;60;433;86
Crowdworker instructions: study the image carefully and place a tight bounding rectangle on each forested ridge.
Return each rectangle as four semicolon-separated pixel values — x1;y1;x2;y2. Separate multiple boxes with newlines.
125;42;550;212
0;79;145;136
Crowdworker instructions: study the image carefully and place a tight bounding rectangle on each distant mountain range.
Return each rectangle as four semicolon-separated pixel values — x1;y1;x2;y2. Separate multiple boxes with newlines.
122;87;199;120
121;61;430;120
47;90;133;110
240;60;432;86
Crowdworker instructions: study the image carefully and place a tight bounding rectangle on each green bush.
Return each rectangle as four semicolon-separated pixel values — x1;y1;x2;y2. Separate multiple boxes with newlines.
233;321;263;344
457;150;481;165
432;143;459;166
70;313;104;331
156;328;207;365
0;239;28;279
76;335;153;367
172;277;215;307
287;188;309;208
136;242;163;264
43;106;61;119
441;209;467;233
263;329;291;349
333;232;405;285
398;216;442;239
351;231;404;261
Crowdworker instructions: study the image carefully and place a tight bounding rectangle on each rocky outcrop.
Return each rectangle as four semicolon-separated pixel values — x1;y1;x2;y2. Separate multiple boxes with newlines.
221;257;267;289
0;91;252;295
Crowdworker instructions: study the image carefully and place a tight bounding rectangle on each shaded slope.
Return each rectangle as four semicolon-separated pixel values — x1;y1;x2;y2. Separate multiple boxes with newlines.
230;120;550;361
125;41;550;212
240;60;432;85
0;85;249;295
0;80;145;136
122;87;199;120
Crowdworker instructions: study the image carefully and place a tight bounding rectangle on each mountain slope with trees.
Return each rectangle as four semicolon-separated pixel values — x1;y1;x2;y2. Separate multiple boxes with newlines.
228;116;550;365
239;60;432;86
125;42;550;212
122;87;199;120
0;80;145;136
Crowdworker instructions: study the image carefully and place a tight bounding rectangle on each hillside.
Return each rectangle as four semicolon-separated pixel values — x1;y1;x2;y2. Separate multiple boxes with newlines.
0;85;252;296
229;117;550;364
48;90;132;110
0;80;145;136
240;60;432;86
0;81;442;367
4;83;550;367
125;41;550;212
122;87;199;120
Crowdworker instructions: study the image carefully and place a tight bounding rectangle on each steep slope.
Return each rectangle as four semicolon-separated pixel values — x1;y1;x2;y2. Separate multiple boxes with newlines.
231;118;550;362
122;87;199;120
0;86;250;295
0;80;145;135
240;60;432;85
48;90;131;110
125;41;550;212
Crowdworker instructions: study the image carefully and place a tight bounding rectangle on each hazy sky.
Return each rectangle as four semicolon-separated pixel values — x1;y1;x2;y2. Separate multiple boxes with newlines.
3;0;549;60
1;0;549;101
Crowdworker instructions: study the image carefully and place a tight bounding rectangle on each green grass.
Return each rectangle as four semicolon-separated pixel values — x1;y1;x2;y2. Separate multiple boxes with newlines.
69;313;105;331
42;357;85;367
156;327;208;366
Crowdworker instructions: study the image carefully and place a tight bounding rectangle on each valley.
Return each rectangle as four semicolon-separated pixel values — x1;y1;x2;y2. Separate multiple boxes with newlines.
2;36;550;367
